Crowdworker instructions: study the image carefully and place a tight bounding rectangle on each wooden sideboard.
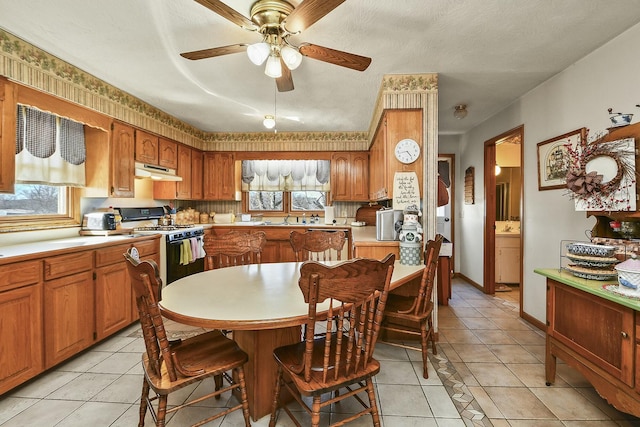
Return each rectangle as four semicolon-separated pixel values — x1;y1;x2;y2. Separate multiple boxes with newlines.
537;268;640;417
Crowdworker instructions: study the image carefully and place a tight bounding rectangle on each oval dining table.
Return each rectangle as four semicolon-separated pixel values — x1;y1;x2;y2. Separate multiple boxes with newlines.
159;260;425;421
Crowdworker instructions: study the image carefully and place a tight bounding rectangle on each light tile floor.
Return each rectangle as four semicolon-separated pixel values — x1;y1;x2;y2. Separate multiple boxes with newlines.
1;278;640;426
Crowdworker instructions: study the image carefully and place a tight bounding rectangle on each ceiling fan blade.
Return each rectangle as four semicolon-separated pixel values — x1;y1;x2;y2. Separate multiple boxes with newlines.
277;59;294;92
193;0;256;30
284;0;346;33
180;43;248;60
299;43;371;71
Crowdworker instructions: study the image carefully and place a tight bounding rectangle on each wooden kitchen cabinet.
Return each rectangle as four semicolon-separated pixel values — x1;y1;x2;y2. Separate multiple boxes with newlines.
135;129;159;165
176;145;192;199
331;152;369;201
0;260;43;395
0;77;16;193
94;239;159;338
495;235;520;284
191;149;204;200
159;138;178;169
95;248;133;340
45;269;95;368
545;277;640;416
369;109;423;201
203;152;236;200
111;121;136;198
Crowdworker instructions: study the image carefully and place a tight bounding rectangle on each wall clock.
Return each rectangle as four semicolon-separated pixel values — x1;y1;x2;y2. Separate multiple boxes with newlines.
394;138;420;164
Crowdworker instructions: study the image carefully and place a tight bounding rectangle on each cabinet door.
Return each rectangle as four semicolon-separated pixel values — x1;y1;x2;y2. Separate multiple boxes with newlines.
95;263;132;340
191;149;204;200
0;284;43;394
135;129;159;165
216;152;236;200
0;78;16;193
111;122;135;198
330;153;350;201
176;145;192;199
548;280;634;386
369;120;387;200
351;152;369;201
44;271;95;368
158;138;178;169
203;152;236;200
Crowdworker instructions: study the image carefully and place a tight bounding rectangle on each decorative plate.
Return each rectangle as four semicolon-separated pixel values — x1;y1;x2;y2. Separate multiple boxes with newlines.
602;284;640;300
566;253;619;268
566;242;616;258
565;265;617;281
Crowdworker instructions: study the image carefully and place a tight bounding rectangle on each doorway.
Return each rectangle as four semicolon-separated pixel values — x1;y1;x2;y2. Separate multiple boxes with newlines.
483;126;524;314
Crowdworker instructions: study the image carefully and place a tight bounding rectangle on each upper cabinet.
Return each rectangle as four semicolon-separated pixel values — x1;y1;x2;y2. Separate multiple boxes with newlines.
176;145;192;199
135;132;178;170
135;130;159;165
191;149;203;200
159;138;178;170
0;78;16;193
369;109;423;201
331;152;369;202
203;152;236;201
110;122;135;198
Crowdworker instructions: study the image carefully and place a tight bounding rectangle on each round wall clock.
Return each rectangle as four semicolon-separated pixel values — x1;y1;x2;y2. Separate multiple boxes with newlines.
394;138;420;164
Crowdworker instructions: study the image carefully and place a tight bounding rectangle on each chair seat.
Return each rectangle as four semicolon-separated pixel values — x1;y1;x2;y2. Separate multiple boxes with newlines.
143;330;248;394
273;336;381;396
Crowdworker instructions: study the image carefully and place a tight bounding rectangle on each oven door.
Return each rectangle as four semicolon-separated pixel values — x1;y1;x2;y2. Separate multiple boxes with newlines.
165;238;205;285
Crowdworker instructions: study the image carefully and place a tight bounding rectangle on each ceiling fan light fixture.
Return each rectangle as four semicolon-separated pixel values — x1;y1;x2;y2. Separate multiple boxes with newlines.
263;115;276;129
281;45;302;70
264;54;282;78
247;41;271;65
454;104;468;119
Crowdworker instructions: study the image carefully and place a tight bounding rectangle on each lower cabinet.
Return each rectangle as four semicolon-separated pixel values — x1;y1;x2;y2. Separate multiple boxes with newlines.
546;278;639;416
0;235;160;394
0;273;43;394
496;235;520;283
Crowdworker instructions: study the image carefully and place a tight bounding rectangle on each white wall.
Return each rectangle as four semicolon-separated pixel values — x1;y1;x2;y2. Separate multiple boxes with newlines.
456;22;640;323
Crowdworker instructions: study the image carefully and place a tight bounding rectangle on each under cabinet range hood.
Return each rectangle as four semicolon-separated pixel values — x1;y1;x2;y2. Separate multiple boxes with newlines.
134;162;182;181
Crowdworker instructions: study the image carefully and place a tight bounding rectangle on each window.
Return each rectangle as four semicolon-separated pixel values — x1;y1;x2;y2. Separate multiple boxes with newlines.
0;184;68;216
246;190;327;214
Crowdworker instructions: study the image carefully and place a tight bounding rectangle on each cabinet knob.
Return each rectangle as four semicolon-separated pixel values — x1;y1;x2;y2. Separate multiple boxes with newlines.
621;331;629;339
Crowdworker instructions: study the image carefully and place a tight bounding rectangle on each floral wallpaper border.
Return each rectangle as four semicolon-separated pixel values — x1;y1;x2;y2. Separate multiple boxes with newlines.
0;29;436;151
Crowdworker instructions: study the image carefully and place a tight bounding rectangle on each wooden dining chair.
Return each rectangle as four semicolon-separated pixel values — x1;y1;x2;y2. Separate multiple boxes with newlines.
269;254;395;427
203;230;266;270
379;234;443;379
289;229;346;261
124;250;251;427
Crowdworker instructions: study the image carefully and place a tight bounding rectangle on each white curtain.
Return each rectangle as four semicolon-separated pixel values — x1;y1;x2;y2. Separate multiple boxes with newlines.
241;160;330;191
15;105;86;186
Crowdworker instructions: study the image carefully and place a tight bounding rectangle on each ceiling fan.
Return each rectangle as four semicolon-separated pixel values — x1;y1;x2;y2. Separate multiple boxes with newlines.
180;0;372;92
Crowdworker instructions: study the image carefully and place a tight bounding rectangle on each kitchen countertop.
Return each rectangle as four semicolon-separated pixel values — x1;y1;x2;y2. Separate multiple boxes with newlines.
0;234;160;264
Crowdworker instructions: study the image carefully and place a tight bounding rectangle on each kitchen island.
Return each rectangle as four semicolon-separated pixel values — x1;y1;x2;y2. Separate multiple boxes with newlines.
535;268;640;417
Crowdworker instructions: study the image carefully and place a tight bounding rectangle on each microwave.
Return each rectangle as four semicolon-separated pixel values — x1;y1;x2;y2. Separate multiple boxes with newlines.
82;212;116;230
376;209;403;241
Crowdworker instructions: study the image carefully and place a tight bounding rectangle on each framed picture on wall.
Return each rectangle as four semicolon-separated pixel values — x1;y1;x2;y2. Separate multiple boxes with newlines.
536;128;585;190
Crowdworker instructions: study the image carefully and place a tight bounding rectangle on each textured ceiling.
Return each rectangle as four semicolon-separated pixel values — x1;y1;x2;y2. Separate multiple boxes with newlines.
1;0;640;135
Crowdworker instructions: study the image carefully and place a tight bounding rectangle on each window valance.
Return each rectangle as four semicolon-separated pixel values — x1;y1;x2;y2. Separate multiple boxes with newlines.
15;105;86;186
241;160;330;192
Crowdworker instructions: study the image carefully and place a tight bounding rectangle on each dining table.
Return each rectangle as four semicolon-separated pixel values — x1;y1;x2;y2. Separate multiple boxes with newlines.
159;260;425;420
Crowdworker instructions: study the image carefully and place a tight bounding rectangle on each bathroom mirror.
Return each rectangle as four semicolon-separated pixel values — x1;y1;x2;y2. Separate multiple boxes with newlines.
496;167;521;221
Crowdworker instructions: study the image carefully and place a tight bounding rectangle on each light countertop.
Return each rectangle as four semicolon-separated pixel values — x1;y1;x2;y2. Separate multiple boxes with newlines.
0;234;158;263
535;268;640;311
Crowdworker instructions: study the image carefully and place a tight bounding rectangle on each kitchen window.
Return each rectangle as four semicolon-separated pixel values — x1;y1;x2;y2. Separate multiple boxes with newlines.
246;190;327;214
